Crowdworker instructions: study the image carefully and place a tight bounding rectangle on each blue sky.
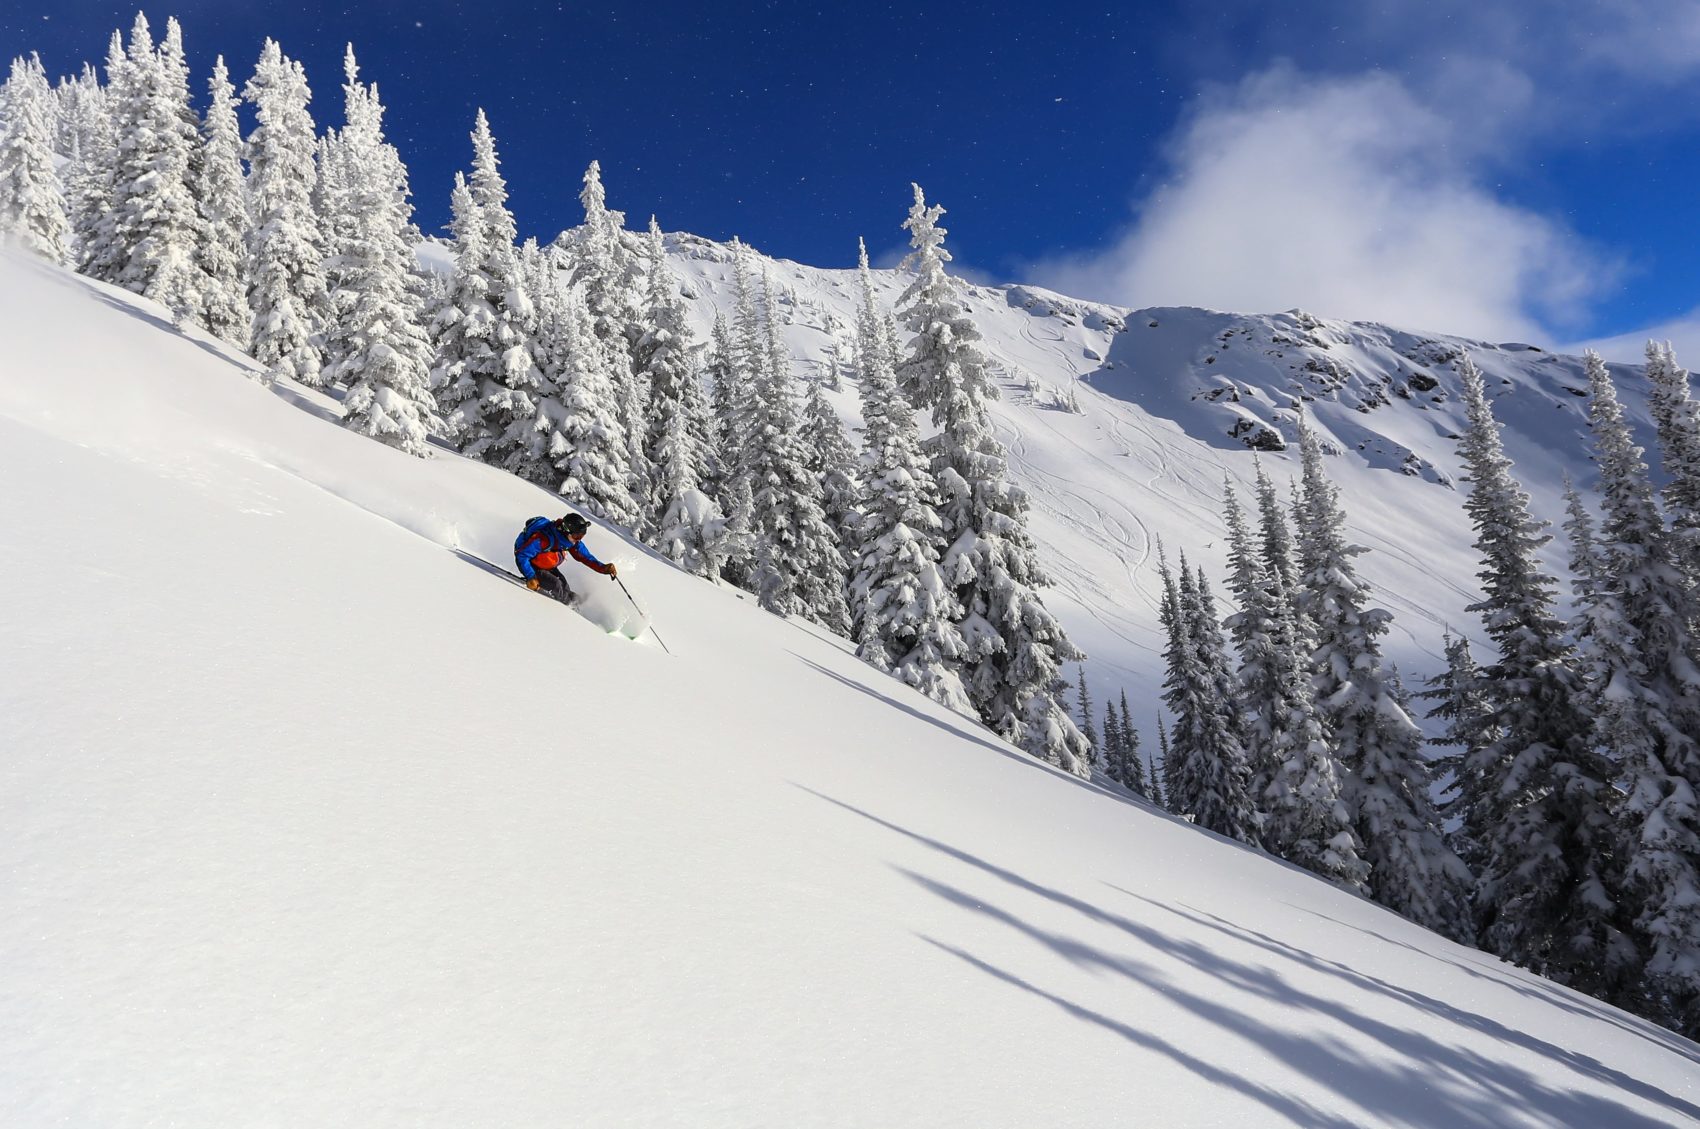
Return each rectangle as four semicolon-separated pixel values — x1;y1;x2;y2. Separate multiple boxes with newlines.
8;1;1700;354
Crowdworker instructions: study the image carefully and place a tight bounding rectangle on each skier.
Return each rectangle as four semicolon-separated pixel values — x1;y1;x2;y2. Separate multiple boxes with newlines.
515;513;618;605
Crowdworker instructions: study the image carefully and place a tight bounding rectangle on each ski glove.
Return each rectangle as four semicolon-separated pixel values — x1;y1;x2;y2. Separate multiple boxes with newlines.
526;577;540;591
607;564;618;579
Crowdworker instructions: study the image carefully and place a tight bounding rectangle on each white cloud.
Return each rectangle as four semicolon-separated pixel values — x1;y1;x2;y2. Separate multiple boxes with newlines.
1028;68;1615;341
1568;309;1700;366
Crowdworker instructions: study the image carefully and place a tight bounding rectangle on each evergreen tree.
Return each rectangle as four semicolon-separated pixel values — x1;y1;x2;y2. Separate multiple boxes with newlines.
820;309;848;391
800;375;861;548
462;110;546;476
635;218;723;573
718;471;757;592
1578;350;1700;1026
77;29;133;283
1454;353;1631;992
0;54;68;262
432;172;496;442
62;60;114;272
1100;691;1147;796
552;280;641;524
747;266;851;633
1644;341;1700;600
1077;666;1099;762
847;239;967;708
894;183;1089;774
1294;413;1469;935
1223;481;1289;805
702;310;736;501
1563;475;1606;606
1102;699;1123;781
635;220;710;520
244;38;327;384
195;56;248;347
1417;631;1494;868
1261;574;1368;892
1118;692;1146;795
320;47;437;456
714;243;768;589
1159;553;1259;842
568;160;650;519
517;238;574;483
52;63;105;172
103;17;205;319
1153;716;1171;810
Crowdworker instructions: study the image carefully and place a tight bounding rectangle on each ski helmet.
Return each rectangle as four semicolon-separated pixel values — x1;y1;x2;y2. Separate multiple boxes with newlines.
558;513;591;536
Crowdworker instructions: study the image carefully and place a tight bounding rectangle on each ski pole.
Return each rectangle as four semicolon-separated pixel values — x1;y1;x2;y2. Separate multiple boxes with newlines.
615;575;672;654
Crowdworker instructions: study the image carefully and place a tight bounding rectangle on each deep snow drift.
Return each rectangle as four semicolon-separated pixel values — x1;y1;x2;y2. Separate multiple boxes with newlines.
3;255;1699;1125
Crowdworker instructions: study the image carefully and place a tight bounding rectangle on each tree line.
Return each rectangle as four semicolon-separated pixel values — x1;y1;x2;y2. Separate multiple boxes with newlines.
1117;350;1700;1041
0;14;1090;774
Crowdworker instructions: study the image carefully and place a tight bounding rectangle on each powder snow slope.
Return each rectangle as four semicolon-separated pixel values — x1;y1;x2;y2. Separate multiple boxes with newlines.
3;254;1699;1126
658;234;1642;719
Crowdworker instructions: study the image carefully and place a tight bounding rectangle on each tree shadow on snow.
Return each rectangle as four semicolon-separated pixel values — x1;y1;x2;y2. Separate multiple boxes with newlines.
798;787;1700;1129
1276;902;1700;1068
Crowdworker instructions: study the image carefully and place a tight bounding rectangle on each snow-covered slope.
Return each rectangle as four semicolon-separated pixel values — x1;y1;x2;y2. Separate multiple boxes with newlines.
659;233;1634;717
4;252;1698;1126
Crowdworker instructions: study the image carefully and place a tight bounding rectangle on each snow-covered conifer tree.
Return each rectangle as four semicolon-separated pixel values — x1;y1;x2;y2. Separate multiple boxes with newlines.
634;219;722;570
0;54;67;263
52;64;103;169
319;47;437;456
1577;350;1700;1026
61;62;113;272
1076;667;1099;757
718;471;757;592
1261;580;1368;891
93;17;204;317
1454;353;1631;991
1117;691;1145;796
195;57;248;347
1101;699;1123;781
702;311;736;500
551;280;640;524
517;239;574;480
820;310;848;391
567;160;650;516
1563;475;1605;606
634;219;709;520
460;110;545;475
125;20;205;317
1159;553;1258;842
1223;482;1289;804
1153;716;1171;811
651;397;727;579
707;243;765;585
847;238;967;707
801;376;860;549
1295;413;1470;935
1644;342;1700;607
1101;703;1129;788
432;172;495;441
744;267;851;633
244;39;327;383
1417;631;1494;868
76;29;134;283
894;183;1088;774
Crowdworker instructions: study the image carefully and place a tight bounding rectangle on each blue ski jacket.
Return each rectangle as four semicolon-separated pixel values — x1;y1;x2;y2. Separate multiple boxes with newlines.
515;520;611;580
